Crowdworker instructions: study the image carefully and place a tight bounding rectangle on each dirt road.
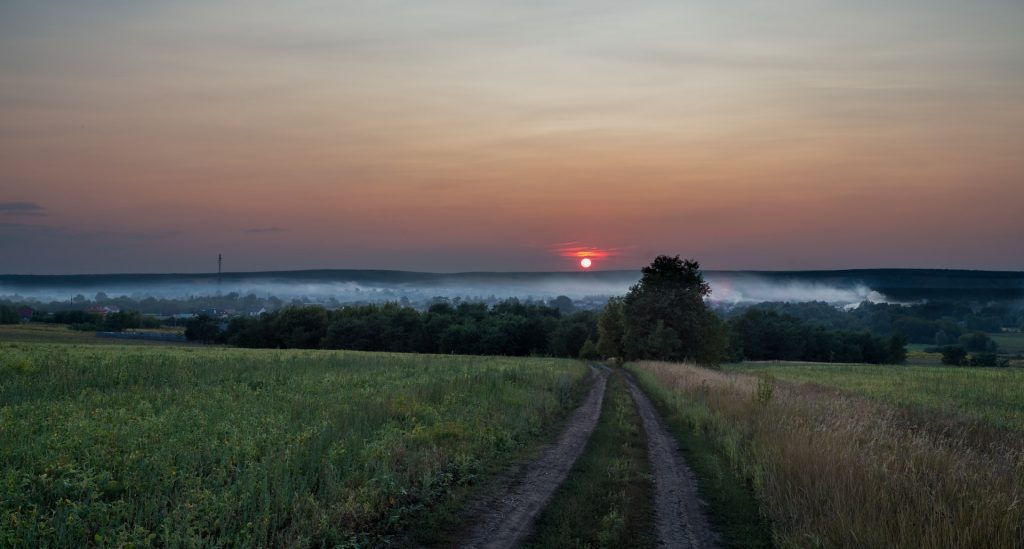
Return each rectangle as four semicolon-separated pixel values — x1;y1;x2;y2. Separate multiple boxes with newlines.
457;367;610;549
625;373;719;548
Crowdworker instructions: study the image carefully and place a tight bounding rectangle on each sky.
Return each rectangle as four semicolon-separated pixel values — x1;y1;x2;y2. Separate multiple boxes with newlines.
2;0;1022;274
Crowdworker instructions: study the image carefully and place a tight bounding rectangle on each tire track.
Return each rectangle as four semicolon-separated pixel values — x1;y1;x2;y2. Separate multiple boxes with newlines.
625;372;719;548
458;366;610;549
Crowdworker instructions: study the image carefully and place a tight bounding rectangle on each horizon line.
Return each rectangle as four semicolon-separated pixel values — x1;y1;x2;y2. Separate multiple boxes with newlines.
4;266;1024;278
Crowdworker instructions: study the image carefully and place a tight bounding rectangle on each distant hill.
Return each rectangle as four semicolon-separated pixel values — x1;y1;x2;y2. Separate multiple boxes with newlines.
0;268;637;286
709;269;1024;301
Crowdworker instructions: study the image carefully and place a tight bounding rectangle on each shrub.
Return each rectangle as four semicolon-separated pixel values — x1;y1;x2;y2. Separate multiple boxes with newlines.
184;314;222;343
578;339;600;360
968;352;997;367
940;345;968;366
959;332;998;353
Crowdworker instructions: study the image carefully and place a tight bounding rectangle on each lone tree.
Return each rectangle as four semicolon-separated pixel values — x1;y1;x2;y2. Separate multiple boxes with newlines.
621;255;727;365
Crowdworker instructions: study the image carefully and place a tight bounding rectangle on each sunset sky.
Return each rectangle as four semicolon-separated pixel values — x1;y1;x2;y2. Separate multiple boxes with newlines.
2;0;1022;274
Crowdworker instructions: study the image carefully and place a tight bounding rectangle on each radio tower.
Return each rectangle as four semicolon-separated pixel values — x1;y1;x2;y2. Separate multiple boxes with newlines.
217;253;222;296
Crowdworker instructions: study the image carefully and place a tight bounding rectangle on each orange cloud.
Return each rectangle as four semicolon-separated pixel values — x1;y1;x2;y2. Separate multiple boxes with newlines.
550;242;622;260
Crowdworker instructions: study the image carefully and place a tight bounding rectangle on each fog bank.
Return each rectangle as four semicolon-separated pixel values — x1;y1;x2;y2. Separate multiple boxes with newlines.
0;269;928;308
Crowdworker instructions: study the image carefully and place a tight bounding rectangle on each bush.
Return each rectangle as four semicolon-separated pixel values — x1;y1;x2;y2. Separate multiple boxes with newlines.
886;334;908;364
941;345;968;366
103;311;146;332
49;310;103;327
578;339;600;360
969;352;998;367
184;315;222;343
959;332;998;353
0;305;20;324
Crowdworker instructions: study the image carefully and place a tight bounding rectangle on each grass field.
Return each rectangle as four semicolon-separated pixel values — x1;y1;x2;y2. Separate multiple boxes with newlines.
0;324;108;344
728;362;1024;429
991;332;1024;355
632;361;1024;548
527;370;655;548
0;324;188;346
0;342;588;547
904;344;942;365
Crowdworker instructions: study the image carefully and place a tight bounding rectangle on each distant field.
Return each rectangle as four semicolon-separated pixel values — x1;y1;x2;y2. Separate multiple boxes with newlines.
0;324;186;346
0;324;103;344
0;343;588;546
905;344;941;365
727;362;1024;429
991;332;1024;355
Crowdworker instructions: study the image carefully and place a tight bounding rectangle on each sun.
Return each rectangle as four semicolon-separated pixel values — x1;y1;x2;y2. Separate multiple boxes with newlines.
580;257;592;269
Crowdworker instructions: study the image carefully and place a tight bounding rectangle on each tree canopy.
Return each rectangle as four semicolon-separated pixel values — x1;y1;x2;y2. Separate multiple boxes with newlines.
615;256;728;364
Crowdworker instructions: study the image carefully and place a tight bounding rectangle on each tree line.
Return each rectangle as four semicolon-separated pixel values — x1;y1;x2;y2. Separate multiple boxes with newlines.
24;255;1021;367
725;300;1012;349
186;300;599;358
185;256;912;366
724;308;907;364
3;308;162;332
591;256;908;365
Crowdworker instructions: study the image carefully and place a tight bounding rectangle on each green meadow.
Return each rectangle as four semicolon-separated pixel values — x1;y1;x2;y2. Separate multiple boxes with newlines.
0;324;187;346
727;361;1024;429
991;332;1024;355
0;324;120;345
0;342;587;547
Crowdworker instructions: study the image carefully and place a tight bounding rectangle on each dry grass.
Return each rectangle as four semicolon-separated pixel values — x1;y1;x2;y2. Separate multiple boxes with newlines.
631;361;1024;549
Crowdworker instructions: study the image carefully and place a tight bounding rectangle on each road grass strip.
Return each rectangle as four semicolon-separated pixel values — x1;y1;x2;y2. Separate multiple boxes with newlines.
624;371;719;547
626;363;773;549
526;369;656;549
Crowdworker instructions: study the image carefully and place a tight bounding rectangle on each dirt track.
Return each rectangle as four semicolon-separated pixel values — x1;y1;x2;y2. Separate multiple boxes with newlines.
625;372;719;548
457;367;609;549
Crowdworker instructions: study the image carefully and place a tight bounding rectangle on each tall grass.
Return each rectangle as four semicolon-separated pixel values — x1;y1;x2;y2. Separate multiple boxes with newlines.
631;361;1024;548
0;342;588;547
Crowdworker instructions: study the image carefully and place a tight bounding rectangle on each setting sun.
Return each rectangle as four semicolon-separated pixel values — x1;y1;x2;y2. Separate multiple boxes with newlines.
580;258;592;269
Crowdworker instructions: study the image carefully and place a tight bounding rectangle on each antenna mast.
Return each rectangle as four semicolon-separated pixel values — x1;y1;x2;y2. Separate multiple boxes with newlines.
217;253;222;296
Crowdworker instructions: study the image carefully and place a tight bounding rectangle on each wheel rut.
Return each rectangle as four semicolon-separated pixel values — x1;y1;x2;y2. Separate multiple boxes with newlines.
624;372;719;548
457;366;610;549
